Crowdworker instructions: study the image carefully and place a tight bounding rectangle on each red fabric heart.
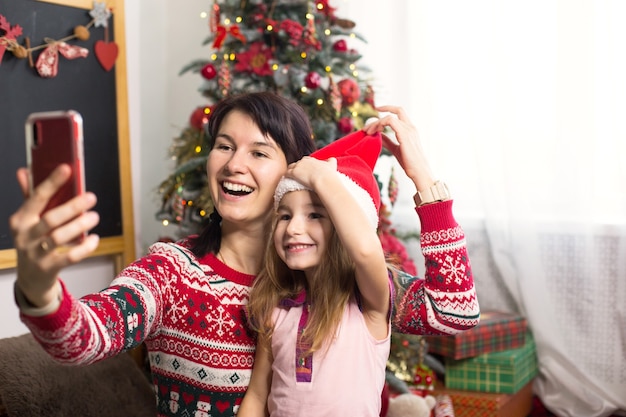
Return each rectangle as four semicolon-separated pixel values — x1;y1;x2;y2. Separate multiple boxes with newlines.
215;400;230;413
94;40;118;71
182;392;194;404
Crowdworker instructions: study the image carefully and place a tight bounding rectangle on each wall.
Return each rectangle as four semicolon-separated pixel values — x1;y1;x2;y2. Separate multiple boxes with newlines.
136;0;209;253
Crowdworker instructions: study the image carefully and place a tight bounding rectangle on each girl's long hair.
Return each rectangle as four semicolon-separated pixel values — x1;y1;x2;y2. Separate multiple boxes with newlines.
247;218;356;356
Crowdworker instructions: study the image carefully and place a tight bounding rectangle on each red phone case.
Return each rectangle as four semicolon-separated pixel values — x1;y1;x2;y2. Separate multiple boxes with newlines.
25;110;86;214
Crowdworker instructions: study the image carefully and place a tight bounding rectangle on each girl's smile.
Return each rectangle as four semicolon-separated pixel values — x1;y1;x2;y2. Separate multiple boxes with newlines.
274;190;333;276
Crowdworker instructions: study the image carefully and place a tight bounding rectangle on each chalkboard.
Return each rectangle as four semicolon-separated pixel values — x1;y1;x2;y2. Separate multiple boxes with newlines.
0;0;134;269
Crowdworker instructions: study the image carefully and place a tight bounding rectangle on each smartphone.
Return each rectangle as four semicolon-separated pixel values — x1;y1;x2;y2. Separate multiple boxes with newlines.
25;110;86;217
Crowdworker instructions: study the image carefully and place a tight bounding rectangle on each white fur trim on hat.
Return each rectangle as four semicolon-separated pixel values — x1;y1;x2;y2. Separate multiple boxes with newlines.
273;174;379;230
337;172;379;229
274;177;310;210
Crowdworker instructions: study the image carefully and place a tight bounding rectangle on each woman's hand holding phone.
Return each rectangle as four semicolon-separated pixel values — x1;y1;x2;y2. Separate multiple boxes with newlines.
9;111;101;308
11;165;101;308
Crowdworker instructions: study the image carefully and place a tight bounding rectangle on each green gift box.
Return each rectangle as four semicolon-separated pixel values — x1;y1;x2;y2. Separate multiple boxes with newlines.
444;332;538;394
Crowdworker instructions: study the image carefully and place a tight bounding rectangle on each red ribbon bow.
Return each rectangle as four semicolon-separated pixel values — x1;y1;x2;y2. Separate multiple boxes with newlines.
212;24;247;49
36;41;89;78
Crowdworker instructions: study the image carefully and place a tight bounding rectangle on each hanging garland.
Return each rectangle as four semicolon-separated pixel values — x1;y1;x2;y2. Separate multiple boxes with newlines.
0;0;117;77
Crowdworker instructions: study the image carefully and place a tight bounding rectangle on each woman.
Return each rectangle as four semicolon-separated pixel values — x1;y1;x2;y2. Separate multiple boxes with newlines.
10;93;479;417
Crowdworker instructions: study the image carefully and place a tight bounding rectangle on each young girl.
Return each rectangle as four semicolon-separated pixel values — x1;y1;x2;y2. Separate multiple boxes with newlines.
239;131;391;417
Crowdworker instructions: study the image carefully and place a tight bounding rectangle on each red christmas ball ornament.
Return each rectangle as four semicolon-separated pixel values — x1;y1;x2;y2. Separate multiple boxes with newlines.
413;364;436;390
337;78;360;106
304;71;322;89
201;63;217;80
190;106;212;130
332;39;348;52
337;116;354;134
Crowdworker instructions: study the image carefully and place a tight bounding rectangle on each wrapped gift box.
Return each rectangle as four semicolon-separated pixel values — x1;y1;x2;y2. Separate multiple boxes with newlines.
444;332;538;394
430;380;534;417
425;311;527;359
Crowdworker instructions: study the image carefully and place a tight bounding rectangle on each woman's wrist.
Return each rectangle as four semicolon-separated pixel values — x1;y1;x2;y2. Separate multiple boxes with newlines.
14;280;63;316
413;180;451;207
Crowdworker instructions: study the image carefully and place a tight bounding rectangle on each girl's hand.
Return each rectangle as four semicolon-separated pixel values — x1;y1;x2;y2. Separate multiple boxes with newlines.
285;156;338;190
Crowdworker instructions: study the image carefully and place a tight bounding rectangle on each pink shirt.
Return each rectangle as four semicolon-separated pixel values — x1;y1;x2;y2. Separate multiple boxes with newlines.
267;298;390;417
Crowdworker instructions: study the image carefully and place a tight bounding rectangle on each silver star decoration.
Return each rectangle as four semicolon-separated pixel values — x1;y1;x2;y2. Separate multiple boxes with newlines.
89;1;111;28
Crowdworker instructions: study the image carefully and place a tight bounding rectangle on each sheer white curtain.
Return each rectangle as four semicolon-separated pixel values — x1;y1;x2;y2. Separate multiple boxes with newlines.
341;1;626;415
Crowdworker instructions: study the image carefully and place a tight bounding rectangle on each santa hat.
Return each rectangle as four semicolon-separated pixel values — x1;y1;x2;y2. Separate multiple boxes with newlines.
274;130;382;229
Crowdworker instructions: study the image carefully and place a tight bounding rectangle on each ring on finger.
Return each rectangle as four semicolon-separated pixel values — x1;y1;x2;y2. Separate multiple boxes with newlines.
40;239;52;252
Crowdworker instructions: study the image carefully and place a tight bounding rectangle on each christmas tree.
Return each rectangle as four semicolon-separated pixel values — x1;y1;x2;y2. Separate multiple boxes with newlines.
154;0;417;278
155;0;433;390
156;0;381;237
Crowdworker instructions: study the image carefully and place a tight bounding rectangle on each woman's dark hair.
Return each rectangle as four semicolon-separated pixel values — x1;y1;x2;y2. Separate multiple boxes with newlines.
190;92;316;258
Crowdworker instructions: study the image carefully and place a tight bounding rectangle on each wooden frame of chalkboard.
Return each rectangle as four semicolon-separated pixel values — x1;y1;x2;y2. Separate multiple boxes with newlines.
0;0;135;272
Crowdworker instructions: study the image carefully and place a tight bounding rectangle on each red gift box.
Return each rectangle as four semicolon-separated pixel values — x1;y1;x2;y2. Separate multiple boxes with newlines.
429;380;534;417
425;311;527;360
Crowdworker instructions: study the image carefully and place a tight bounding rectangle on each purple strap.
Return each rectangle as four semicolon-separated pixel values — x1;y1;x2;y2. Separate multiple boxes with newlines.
280;290;312;383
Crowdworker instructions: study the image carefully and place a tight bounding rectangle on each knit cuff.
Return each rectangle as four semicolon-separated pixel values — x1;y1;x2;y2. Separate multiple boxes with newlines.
415;199;458;232
14;280;63;317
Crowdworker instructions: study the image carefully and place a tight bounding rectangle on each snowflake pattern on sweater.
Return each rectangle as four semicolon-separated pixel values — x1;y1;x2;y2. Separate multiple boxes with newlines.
20;200;479;417
393;200;480;334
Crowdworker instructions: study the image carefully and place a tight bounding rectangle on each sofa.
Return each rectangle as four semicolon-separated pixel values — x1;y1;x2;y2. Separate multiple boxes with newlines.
0;333;156;417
